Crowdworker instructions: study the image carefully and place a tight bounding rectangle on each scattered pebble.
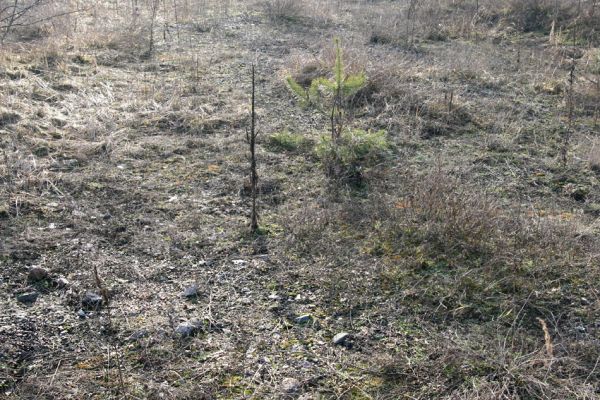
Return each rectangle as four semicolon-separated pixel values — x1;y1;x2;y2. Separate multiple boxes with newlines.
295;314;312;324
128;329;149;341
175;321;203;337
332;332;350;346
77;309;87;319
280;377;301;394
239;297;252;305
56;277;69;288
17;292;39;304
183;284;199;299
581;297;590;305
81;292;103;310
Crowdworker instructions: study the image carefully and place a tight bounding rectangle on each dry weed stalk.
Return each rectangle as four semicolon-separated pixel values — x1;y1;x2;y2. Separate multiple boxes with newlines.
92;263;114;332
246;63;259;233
536;317;554;364
562;58;576;166
93;264;110;308
146;0;160;58
444;89;454;113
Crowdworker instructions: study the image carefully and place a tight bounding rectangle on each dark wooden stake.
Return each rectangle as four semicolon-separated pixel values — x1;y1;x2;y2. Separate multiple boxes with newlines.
246;64;259;233
562;59;576;166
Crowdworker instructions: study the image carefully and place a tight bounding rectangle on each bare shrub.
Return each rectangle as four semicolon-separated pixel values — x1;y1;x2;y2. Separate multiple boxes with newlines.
0;0;48;42
402;169;502;256
494;0;599;42
380;326;599;399
348;166;592;321
263;0;304;22
0;0;88;43
507;0;554;32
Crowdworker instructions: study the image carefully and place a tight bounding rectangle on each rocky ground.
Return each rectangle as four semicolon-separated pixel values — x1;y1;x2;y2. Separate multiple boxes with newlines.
1;1;599;399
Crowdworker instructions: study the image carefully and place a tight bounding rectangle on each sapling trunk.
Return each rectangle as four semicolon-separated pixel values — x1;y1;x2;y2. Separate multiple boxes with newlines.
246;64;259;233
147;0;159;57
562;59;576;166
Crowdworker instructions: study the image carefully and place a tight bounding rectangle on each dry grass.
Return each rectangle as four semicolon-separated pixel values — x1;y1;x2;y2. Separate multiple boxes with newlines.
589;138;600;173
1;0;599;398
262;0;305;22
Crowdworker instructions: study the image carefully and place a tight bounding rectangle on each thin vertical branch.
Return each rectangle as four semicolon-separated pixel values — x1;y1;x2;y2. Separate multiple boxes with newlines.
246;64;259;233
1;0;19;44
562;59;576;166
146;0;159;58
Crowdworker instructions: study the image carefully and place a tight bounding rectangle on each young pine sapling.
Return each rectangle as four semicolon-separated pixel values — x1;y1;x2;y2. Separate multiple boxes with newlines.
286;37;366;144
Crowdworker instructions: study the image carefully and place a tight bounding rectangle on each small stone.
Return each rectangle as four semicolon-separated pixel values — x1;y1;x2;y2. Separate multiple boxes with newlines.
295;314;312;324
28;267;49;282
575;325;586;333
34;146;49;157
56;277;69;288
0;203;9;218
81;292;103;310
175;320;202;337
17;292;39;304
280;377;301;394
332;332;350;346
77;309;87;319
128;329;149;341
268;293;280;300
51;117;67;128
581;297;590;305
183;284;199;299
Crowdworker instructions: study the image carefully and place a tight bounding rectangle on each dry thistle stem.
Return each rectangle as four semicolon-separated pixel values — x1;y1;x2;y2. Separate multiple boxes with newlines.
536;317;554;363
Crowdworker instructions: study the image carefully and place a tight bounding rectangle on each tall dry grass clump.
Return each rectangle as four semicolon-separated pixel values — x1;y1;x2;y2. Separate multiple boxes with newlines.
322;165;595;321
263;0;304;22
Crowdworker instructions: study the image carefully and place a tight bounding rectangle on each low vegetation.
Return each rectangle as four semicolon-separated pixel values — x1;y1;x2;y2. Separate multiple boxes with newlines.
266;130;312;153
0;0;599;399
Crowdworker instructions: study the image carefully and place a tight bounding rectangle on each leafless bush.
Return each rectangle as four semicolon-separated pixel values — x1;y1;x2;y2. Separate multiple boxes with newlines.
495;0;599;41
0;0;88;43
403;169;502;256
506;0;555;32
1;0;48;42
380;325;599;399
263;0;304;22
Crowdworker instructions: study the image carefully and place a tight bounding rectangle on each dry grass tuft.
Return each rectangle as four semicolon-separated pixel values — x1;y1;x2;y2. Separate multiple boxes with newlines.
589;139;600;174
1;1;599;398
263;0;305;22
536;317;554;362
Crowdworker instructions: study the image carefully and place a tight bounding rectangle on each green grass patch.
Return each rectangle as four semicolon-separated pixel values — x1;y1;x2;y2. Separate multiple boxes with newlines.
265;130;312;153
315;128;392;185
